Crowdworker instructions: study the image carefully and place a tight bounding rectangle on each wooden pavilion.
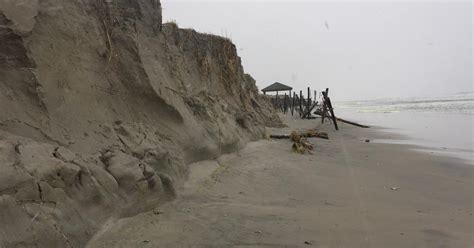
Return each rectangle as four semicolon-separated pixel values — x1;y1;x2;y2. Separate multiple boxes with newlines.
261;82;292;95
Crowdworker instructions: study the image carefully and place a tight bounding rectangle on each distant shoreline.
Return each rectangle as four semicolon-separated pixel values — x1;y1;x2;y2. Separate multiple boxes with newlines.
334;96;473;163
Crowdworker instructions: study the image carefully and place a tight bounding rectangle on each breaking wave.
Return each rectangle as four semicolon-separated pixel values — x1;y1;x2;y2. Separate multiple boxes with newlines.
335;92;474;114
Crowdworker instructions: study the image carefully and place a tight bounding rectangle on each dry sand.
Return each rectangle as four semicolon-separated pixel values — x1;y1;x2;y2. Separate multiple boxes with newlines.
1;2;280;246
87;114;473;248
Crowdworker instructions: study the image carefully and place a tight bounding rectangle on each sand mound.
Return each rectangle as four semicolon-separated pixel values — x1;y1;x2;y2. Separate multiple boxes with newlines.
0;0;279;246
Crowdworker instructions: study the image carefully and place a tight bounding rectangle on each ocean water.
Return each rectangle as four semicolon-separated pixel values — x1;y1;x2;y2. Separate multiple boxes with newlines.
334;92;474;163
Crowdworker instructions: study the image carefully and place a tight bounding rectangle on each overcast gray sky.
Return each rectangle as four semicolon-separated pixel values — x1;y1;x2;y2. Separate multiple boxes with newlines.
163;1;473;101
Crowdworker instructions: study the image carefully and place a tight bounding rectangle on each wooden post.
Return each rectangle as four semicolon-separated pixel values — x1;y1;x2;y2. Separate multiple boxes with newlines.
288;90;291;114
291;91;296;116
324;88;329;118
283;93;287;114
326;97;338;130
299;90;303;116
302;102;318;119
321;93;327;123
276;91;279;111
289;90;292;113
289;92;293;115
321;88;329;123
295;95;299;115
306;87;311;119
314;90;317;104
287;94;290;113
280;92;285;112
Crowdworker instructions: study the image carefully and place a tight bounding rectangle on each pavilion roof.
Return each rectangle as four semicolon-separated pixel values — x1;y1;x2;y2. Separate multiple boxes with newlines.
261;82;293;92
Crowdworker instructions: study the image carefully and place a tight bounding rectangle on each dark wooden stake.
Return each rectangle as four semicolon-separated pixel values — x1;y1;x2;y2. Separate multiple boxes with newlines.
302;101;318;119
321;88;329;123
306;87;311;119
276;91;280;111
327;97;338;130
321;97;327;123
299;90;303;117
291;91;296;116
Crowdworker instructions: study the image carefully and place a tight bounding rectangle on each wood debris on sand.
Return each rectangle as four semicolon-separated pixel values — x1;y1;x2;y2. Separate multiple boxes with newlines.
269;130;329;140
290;131;314;154
270;130;328;154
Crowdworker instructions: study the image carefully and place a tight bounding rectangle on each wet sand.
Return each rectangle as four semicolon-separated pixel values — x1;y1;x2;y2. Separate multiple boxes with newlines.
87;114;473;248
334;108;474;161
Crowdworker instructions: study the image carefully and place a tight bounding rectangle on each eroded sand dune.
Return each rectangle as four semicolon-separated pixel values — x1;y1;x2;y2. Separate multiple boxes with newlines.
0;1;279;246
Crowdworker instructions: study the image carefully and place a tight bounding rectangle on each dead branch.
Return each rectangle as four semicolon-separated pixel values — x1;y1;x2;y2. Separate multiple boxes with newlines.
270;130;329;140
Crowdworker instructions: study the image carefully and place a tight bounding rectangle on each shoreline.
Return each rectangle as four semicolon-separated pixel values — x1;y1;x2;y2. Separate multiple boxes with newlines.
359;125;474;164
333;109;474;163
87;114;473;248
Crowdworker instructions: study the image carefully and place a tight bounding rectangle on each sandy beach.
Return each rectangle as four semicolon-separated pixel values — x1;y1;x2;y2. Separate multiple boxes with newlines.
1;2;472;247
86;114;473;248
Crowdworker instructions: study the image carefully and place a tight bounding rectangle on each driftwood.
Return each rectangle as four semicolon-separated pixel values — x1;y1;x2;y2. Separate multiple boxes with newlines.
314;110;370;128
336;117;370;128
270;130;329;140
269;134;294;139
292;139;313;154
290;131;314;154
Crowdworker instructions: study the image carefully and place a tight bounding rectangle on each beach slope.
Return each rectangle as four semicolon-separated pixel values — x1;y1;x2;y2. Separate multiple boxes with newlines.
87;114;473;247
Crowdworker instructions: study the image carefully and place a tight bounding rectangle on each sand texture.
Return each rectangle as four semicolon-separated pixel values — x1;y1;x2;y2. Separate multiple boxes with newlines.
86;114;473;248
0;1;279;246
1;1;472;247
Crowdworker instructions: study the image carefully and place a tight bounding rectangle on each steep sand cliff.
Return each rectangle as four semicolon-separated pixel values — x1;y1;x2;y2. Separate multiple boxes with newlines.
0;1;279;246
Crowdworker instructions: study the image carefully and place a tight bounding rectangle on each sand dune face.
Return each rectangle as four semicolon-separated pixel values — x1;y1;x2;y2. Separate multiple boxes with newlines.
0;1;279;246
